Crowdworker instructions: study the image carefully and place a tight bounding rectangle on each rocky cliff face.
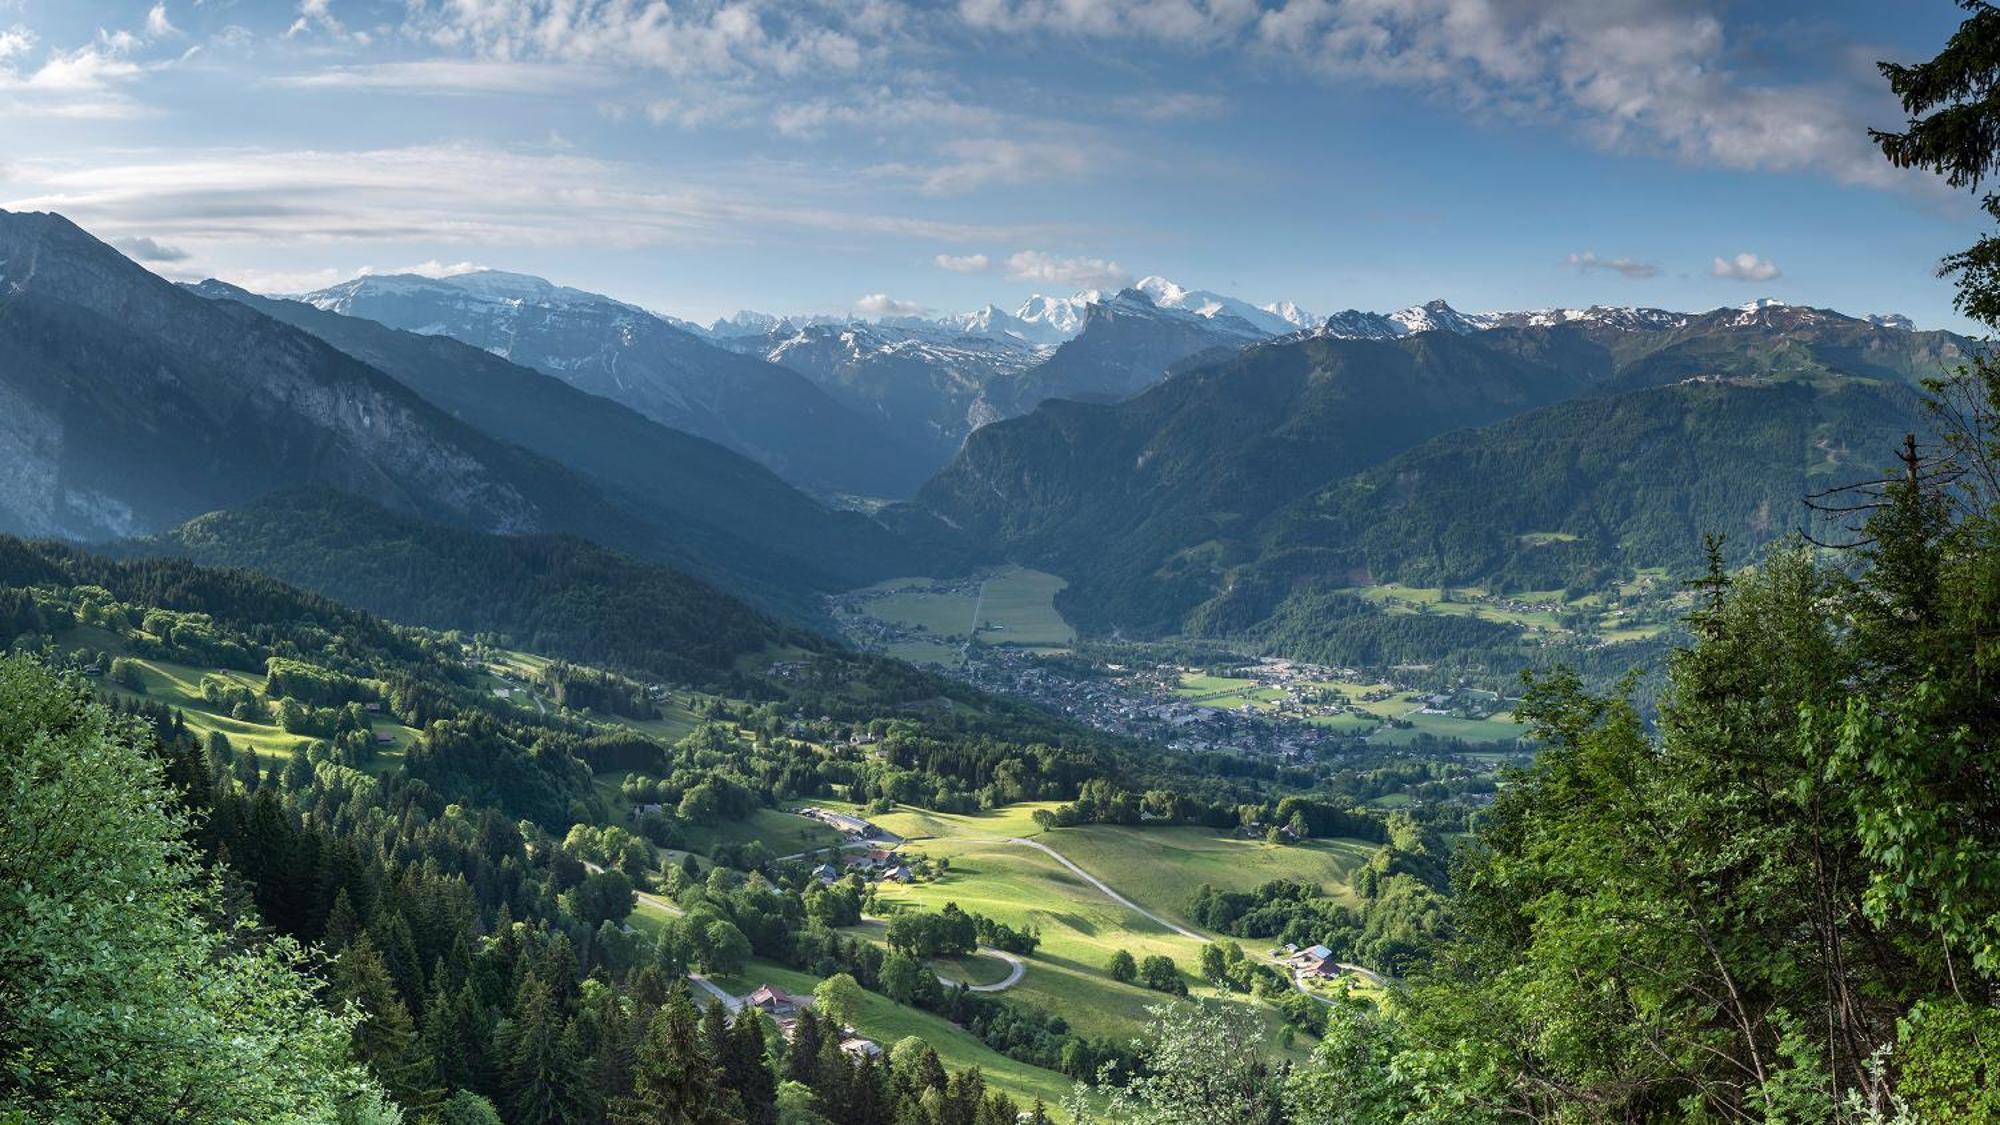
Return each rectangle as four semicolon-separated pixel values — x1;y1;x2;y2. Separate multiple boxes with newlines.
0;210;618;543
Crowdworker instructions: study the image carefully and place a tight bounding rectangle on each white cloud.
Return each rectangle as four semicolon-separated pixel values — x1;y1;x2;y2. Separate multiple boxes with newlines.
111;235;189;262
934;252;991;273
1567;251;1657;279
1004;249;1130;289
0;24;153;119
958;0;1918;192
1711;252;1781;282
957;0;1259;45
402;0;870;79
362;259;485;278
146;4;180;39
0;27;34;61
855;292;927;317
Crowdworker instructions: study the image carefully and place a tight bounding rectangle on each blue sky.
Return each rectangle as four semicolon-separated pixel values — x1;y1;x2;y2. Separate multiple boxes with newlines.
0;0;1984;329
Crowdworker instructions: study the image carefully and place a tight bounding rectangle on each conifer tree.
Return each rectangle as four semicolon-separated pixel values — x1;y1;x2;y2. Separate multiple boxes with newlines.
500;973;589;1125
333;933;443;1113
611;983;736;1125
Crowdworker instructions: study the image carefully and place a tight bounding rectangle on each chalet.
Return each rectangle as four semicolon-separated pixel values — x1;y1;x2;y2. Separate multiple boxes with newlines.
746;984;802;1016
1286;944;1334;969
839;1037;883;1059
374;733;396;746
811;863;841;884
363;701;382;713
879;864;913;883
1305;959;1345;980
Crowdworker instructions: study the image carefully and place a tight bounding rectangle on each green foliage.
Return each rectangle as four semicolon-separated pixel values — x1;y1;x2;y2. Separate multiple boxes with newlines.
1107;949;1137;984
0;654;395;1122
1066;998;1279;1125
160;490;803;689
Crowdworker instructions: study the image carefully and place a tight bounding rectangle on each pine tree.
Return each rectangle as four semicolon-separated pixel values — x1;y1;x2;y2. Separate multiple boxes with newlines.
500;974;589;1125
785;1009;824;1085
725;1011;779;1125
610;983;736;1125
333;934;443;1113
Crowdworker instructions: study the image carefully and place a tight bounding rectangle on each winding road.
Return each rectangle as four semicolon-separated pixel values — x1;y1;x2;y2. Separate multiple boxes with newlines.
937;947;1025;992
957;835;1379;1006
967;836;1205;941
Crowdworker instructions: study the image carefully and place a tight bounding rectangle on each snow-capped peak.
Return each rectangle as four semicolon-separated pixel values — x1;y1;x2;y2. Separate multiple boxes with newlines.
1261;300;1318;331
1388;298;1496;336
1013;291;1103;341
1133;275;1315;336
1868;312;1916;331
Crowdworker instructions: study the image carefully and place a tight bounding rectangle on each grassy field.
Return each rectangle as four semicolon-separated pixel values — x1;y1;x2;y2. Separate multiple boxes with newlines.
823;802;1323;1058
931;952;1017;988
91;647;419;771
971;568;1074;648
843;566;1074;665
1044;824;1377;922
685;806;845;857
872;835;1223;1041
1376;711;1523;746
706;957;1079;1111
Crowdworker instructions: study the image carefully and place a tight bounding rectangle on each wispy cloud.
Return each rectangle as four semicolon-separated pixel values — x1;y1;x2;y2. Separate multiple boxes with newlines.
934;252;991;273
1111;90;1228;121
1567;251;1657;279
1711;252;1781;282
274;60;606;95
897;138;1111;195
3;144;1064;254
1004;249;1129;289
402;0;871;78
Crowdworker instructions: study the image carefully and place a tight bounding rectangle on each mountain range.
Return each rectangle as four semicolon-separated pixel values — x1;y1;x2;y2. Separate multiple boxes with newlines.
5;205;1975;674
911;297;1971;643
301;270;929;499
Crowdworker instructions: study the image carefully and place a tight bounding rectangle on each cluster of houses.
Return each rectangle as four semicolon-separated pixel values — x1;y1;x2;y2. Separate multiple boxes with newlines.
1276;943;1347;982
743;984;881;1058
811;846;914;885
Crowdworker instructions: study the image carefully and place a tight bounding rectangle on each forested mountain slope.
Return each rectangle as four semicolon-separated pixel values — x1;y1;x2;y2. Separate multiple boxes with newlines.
187;281;920;597
916;329;1597;634
916;301;1971;646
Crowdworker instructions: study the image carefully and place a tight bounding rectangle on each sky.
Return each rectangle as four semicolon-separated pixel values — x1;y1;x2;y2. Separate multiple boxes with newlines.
0;0;1987;329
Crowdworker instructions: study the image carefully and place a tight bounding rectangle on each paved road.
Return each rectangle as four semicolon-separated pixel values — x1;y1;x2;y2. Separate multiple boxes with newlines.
966;835;1206;941
581;860;684;918
938;947;1025;993
689;973;741;1011
960;835;1377;1006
